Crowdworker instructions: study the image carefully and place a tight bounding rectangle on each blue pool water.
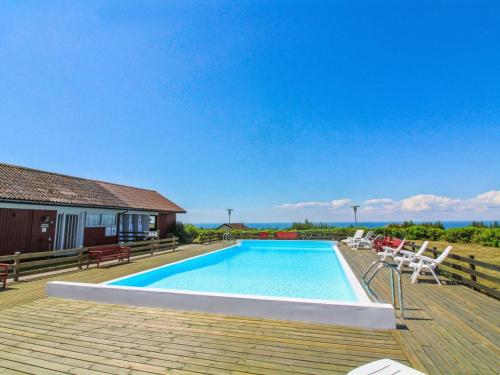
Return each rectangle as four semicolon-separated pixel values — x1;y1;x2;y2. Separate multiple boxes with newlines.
108;240;358;302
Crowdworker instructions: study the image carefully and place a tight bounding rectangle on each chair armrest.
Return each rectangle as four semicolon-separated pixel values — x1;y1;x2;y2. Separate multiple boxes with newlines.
399;250;415;256
418;255;434;262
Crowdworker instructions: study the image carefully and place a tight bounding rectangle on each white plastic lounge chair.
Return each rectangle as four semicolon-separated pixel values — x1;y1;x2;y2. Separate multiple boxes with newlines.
353;233;381;250
348;231;374;248
377;239;406;261
394;241;429;271
341;229;364;244
348;359;426;375
408;246;452;285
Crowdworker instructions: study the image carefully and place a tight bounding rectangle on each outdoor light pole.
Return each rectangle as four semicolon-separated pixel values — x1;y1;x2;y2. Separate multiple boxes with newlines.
351;205;360;228
226;209;234;224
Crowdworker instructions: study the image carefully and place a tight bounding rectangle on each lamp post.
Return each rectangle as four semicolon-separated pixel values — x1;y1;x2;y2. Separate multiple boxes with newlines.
351;205;360;228
226;209;234;225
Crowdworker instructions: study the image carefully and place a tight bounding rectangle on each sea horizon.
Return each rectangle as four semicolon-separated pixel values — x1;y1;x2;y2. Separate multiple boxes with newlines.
192;220;498;230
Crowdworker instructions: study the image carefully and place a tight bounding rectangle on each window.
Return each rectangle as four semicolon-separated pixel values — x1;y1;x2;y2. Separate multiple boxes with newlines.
101;214;117;226
85;214;101;227
149;215;157;230
85;213;117;227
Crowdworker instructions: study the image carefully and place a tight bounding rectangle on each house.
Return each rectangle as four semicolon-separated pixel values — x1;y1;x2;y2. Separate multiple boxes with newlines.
216;223;250;231
0;163;185;255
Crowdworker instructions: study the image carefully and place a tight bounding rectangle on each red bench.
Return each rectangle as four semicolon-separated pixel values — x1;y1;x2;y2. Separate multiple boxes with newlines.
275;231;299;240
87;245;131;268
373;236;404;252
0;264;8;289
258;232;269;239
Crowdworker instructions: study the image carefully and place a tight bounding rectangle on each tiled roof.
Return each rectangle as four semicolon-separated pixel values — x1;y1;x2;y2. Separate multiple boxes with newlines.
217;223;250;230
0;163;185;213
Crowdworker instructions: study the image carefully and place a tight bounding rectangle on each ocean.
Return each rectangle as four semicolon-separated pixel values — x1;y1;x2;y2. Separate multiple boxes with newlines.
193;221;498;230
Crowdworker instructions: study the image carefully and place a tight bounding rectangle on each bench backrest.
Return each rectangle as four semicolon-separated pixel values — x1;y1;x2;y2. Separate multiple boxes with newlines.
89;245;129;257
276;232;298;240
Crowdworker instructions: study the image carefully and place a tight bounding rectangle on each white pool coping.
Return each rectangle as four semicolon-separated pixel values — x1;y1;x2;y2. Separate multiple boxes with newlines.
46;241;396;329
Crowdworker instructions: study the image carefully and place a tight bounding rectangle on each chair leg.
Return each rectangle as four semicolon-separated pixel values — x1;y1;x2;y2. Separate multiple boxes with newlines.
411;266;421;283
429;267;442;285
397;260;404;271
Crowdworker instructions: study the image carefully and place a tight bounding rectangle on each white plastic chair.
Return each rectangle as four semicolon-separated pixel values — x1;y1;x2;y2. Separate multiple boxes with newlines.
341;229;364;244
377;239;406;261
348;231;374;248
348;359;426;375
353;233;381;250
408;246;452;285
394;241;429;271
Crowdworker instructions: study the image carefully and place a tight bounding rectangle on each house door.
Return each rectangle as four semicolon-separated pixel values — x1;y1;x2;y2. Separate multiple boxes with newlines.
54;212;84;250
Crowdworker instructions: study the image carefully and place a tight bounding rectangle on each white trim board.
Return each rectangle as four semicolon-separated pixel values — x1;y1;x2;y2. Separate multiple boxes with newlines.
0;201;157;216
47;281;395;329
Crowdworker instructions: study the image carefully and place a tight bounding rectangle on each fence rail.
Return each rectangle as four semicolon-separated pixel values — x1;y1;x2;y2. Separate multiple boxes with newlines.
406;242;499;300
0;237;178;282
199;232;343;244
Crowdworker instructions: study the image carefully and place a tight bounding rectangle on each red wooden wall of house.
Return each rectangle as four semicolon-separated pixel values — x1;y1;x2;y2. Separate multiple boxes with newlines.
0;208;57;256
158;213;176;238
83;227;118;247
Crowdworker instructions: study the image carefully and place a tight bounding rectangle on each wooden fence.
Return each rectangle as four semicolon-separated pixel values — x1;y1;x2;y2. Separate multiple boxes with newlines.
199;232;343;244
0;237;178;282
406;242;500;300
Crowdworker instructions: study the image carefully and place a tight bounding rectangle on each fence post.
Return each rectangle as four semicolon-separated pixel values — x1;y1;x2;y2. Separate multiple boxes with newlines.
150;241;156;256
432;248;438;259
173;237;177;251
13;252;21;281
78;248;84;270
469;255;478;291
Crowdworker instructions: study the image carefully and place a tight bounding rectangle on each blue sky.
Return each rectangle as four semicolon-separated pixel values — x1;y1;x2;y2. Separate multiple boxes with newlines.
0;1;499;223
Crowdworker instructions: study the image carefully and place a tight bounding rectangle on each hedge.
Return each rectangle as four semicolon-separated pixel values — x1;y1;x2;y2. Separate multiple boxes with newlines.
181;224;500;247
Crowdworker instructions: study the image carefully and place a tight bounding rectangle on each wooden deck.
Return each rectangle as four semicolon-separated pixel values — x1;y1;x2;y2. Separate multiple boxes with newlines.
0;242;498;374
338;245;500;374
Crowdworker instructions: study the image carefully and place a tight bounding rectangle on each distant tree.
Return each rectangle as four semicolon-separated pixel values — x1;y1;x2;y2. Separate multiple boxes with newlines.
471;221;487;228
421;221;445;229
289;219;329;230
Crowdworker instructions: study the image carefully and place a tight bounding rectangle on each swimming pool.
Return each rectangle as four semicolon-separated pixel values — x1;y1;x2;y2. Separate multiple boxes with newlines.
109;240;360;301
47;240;395;329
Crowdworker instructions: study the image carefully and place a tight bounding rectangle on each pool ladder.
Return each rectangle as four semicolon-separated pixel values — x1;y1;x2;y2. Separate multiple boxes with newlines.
223;232;234;243
361;260;404;319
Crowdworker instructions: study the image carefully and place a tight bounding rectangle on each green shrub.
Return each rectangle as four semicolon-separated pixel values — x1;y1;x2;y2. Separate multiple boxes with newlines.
175;222;200;243
188;224;500;247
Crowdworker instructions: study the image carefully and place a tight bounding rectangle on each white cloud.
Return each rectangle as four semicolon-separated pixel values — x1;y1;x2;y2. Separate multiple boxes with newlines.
362;198;399;213
399;194;460;212
274;201;331;209
364;198;395;205
329;199;352;210
274;199;351;211
471;190;500;207
274;190;500;219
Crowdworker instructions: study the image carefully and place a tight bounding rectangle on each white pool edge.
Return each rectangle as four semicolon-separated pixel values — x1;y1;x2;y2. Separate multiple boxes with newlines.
46;241;396;329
